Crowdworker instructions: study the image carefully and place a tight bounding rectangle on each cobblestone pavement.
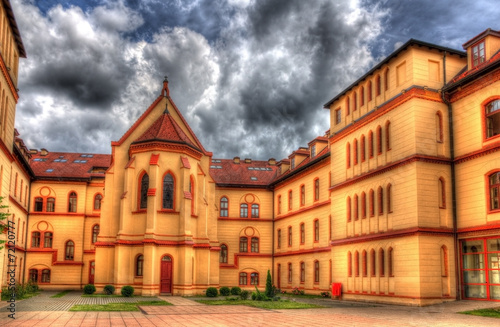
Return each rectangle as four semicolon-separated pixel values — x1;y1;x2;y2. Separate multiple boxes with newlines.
1;292;500;326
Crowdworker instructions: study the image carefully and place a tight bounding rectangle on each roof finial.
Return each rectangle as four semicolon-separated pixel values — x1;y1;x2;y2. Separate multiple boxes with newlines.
164;103;170;115
162;75;170;97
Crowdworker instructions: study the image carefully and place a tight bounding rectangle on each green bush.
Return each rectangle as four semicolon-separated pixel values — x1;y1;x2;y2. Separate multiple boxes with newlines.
230;286;241;295
83;284;96;295
121;285;134;297
219;286;230;296
103;285;115;295
206;287;218;297
1;281;40;301
265;270;273;298
252;286;268;301
240;290;250;300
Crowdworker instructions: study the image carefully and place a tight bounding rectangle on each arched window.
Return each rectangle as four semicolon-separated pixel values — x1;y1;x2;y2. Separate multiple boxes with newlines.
346;96;350;115
41;269;51;283
360;135;366;162
378;186;384;215
486;99;500;138
354;194;359;220
370;249;376;276
239;272;247;285
29;269;38;283
288;226;292;246
190;175;195;215
441;245;448;277
314;219;319;242
220;244;228;263
362;250;367;277
436;111;444;142
355;251;360;277
388;247;394;277
353;139;358;165
353;91;357;111
240;203;248;218
34;197;43;212
346;142;351;168
384;68;389;91
348;252;352;277
47;197;55;212
360;86;365;106
347;196;351;222
288;263;292;282
300;185;305;206
368;130;374;158
163;173;174;209
369;189;375;217
379;248;385;276
376;75;381;96
277;195;282;215
250;272;259;285
32;232;40;248
438;177;446;208
136;255;144;276
314;260;320;283
288;190;293;210
300;223;305;244
139;173;149;209
361;192;366;218
314;178;320;201
68;192;77;212
94;194;103;210
277;229;281;249
65;240;75;260
387;184;392;213
368;81;372;101
220;197;228;217
377;125;383;154
14;173;17;196
251;237;259;253
251;204;259;218
489;171;500;210
92;225;100;244
44;232;53;248
385;121;391;150
300;262;305;283
239;237;248;252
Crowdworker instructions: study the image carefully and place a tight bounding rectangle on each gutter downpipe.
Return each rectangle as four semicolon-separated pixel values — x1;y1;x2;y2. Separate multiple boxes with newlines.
441;51;460;301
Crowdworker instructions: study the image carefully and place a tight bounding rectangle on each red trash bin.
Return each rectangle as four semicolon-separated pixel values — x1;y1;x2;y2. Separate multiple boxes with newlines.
331;283;342;299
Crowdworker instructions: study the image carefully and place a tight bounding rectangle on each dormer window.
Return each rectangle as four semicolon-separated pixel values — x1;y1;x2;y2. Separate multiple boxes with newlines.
311;145;316;158
472;41;485;67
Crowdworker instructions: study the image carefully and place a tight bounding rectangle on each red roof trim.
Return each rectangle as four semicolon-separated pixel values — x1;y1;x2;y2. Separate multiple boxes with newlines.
181;157;191;169
150;153;159;165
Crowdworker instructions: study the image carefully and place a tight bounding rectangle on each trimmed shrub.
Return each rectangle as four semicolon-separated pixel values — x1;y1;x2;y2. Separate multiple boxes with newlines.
240;290;250;300
230;286;241;295
219;286;230;296
206;287;218;297
103;285;115;295
121;285;134;297
83;284;96;295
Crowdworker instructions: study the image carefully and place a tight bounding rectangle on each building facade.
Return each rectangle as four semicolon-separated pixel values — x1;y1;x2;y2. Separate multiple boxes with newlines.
2;0;500;305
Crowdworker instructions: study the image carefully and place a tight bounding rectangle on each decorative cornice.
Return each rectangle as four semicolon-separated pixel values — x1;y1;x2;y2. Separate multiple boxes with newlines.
273;246;331;257
129;142;203;160
454;141;500;164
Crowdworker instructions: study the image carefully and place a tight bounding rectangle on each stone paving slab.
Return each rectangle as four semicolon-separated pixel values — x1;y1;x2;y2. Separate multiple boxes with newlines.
156;296;203;306
139;304;271;315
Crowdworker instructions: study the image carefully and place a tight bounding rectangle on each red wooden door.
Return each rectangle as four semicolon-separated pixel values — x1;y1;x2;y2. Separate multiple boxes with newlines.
89;261;95;284
161;256;172;293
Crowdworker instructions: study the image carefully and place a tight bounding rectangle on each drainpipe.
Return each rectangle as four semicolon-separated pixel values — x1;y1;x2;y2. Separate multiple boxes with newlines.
440;51;460;301
271;187;275;287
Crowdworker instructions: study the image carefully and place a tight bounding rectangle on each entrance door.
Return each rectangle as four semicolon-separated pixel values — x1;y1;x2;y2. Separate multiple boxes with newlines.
160;256;173;293
89;261;95;284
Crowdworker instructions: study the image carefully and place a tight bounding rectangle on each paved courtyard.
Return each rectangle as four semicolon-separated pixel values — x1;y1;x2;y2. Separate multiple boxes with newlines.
0;291;499;326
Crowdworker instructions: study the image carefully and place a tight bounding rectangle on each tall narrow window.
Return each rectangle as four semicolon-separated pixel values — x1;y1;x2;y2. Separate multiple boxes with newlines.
239;237;248;252
163;173;174;209
360;135;366;162
378;186;384;215
14;173;17;197
377;126;383;154
92;225;100;244
346;96;350;115
438;177;446;208
369;189;375;217
376;75;381;96
370;249;376;276
288;190;293;210
251;237;259;253
314;260;320;283
346;142;351;168
220;244;228;263
250;272;259;285
34;197;43;212
300;262;305;283
314;219;319;242
94;194;102;210
240;203;248;218
355;251;360;277
44;232;53;248
353;139;358;165
278;195;282;215
314;178;320;201
47;197;55;212
136;255;144;276
288;263;292;282
347;196;352;222
348;252;352;277
335;108;341;125
29;269;38;283
300;223;305;244
300;185;305;206
353;91;357;111
239;272;247;285
41;269;51;283
387;184;392;213
384;68;389;91
436;111;444;142
354;194;359;221
388;247;394;277
251;204;259;218
441;245;448;277
361;192;366;218
220;197;228;217
32;232;41;248
140;173;149;209
379;248;385;276
20;180;23;202
472;41;485;67
288;226;292;246
368;130;374;158
360;86;365;106
65;240;75;260
277;229;282;249
489;172;500;210
362;250;367;277
368;81;372;101
385;121;391;150
190;176;195;215
68;192;77;212
486;99;500;138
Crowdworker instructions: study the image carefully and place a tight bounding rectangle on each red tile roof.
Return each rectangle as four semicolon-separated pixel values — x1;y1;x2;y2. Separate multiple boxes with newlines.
209;159;279;187
271;146;330;185
448;49;500;85
30;151;111;180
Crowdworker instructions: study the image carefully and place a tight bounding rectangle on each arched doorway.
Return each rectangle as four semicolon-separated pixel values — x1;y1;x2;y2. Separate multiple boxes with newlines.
160;255;173;294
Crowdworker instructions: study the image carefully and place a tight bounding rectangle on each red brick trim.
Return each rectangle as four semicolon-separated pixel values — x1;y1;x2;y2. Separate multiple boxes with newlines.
219;253;273;269
8;195;27;214
275;199;331;220
454;141;500;164
273;246;331;257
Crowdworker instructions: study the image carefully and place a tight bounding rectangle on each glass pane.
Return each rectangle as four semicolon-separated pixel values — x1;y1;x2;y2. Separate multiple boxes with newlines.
488;238;500;252
490;286;500;300
463;270;486;283
462;254;484;269
488;253;500;269
462;240;483;253
464;285;486;299
488;270;500;284
491;187;499;210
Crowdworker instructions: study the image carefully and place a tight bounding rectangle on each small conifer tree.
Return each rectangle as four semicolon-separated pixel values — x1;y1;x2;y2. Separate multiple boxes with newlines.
265;269;273;298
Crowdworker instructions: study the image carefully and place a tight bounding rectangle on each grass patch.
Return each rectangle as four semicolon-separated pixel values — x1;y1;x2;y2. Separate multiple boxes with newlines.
281;293;323;299
69;300;172;312
51;290;71;298
460;308;500;318
196;299;322;309
81;294;126;297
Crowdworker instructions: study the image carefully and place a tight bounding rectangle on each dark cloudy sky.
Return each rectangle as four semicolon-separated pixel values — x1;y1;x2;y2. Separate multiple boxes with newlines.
11;0;500;160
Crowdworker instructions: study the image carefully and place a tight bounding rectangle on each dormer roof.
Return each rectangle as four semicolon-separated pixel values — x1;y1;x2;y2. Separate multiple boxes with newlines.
462;28;500;49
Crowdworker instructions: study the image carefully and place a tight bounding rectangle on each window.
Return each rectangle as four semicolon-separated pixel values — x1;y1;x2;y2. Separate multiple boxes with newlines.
368;81;372;102
300;185;305;206
139;173;149;209
368;130;374;158
300;223;305;244
441;245;448;277
220;244;228;263
354;194;359;220
378;186;384;215
377;126;383;154
288;263;292;282
277;229;281;249
486;99;500;138
360;135;366;162
346;196;351;222
34;197;43;212
348;252;352;277
376;75;381;96
277;195;282;215
355;251;359;277
314;219;319;242
311;144;316;157
251;237;259;253
490;172;500;210
379;249;385;276
65;240;75;260
47;197;55;212
44;232;53;248
14;173;17;197
300;262;305;283
32;232;41;248
288;226;292;246
240;203;248;218
68;192;77;213
239;272;247;285
370;249;376;276
346;142;351;168
388;247;394;277
239;237;248;252
472;41;485;67
360;86;365;106
20;180;23;202
387;184;392;213
335;108;341;124
361;192;366;218
136;255;144;276
291;157;295;169
384;69;389;91
353;139;358;165
314;178;319;201
385;121;391;150
353;91;357;111
438;177;446;208
369;189;375;217
29;269;38;283
190;175;195;215
163;173;174;209
436;111;444;142
346;96;350;116
314;260;320;283
92;225;100;244
220;197;228;217
288;190;293;210
94;194;102;210
250;272;259;285
362;250;367;277
251;204;259;218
